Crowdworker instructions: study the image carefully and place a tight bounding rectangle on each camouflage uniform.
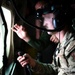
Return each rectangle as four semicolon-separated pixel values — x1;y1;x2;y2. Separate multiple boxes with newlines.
31;32;75;75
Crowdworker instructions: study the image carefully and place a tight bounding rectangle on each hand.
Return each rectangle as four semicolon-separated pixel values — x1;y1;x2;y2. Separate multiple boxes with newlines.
17;53;36;68
12;24;30;42
50;35;59;43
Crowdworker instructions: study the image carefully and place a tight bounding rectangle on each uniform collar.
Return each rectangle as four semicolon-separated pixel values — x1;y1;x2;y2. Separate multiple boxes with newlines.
57;32;75;48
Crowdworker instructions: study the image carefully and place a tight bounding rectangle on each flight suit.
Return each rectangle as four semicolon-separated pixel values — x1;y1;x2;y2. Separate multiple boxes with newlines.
28;31;57;51
31;32;75;75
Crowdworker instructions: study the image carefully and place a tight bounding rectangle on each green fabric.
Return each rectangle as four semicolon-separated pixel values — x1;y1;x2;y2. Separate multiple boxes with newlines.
28;31;53;51
31;60;56;75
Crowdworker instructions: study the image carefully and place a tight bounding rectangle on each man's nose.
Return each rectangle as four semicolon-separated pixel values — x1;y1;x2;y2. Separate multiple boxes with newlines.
43;22;45;26
43;21;47;26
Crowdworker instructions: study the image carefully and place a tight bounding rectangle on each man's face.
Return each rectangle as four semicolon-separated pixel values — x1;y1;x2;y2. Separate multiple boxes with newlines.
35;2;44;10
42;13;55;35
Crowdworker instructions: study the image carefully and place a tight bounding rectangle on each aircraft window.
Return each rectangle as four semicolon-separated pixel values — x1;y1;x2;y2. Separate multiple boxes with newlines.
0;13;4;69
0;6;12;69
2;6;11;57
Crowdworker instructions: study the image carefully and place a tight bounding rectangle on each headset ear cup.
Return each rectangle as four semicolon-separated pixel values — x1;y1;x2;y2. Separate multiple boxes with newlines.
53;10;66;30
52;18;60;29
52;19;57;28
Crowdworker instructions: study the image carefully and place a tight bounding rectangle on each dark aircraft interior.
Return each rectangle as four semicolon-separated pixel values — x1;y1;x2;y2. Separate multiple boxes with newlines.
0;0;75;75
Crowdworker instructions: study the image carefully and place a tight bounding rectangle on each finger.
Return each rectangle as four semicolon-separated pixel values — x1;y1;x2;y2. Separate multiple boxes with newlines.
20;59;28;65
17;56;22;63
51;38;54;42
23;53;27;57
55;39;59;43
11;24;19;32
50;37;53;41
13;24;20;30
50;36;54;41
17;56;25;62
20;60;28;67
14;24;20;28
11;27;17;32
54;39;58;43
17;56;22;61
23;53;30;59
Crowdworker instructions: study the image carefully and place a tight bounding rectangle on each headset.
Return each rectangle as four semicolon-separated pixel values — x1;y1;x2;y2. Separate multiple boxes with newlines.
36;4;75;31
10;0;75;32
